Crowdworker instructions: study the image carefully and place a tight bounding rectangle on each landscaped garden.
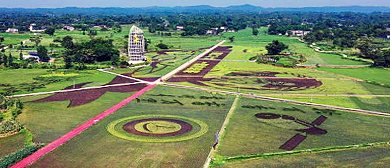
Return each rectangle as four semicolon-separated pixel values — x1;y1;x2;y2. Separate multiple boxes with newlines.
212;97;390;167
27;85;235;168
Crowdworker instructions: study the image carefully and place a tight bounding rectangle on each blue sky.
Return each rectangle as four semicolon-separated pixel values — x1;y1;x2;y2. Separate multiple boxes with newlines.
1;0;390;8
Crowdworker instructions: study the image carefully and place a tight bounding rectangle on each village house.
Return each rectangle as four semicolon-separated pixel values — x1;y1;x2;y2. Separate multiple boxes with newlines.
93;25;107;29
22;52;40;61
176;26;184;31
63;25;75;31
29;24;46;32
5;28;18;33
286;30;311;37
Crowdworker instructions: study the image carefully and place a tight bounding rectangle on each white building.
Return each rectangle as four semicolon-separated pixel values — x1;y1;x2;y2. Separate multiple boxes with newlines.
286;30;311;37
29;24;45;32
176;26;184;31
128;25;146;63
6;28;18;33
63;26;75;31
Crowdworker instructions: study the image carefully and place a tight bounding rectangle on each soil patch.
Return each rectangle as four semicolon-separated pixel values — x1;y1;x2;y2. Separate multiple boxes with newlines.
261;78;322;91
255;113;281;119
32;83;147;107
279;134;307;151
296;127;328;135
311;115;328;126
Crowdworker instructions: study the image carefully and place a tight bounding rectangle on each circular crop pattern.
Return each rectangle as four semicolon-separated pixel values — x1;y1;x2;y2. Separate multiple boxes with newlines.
107;115;208;143
123;118;192;137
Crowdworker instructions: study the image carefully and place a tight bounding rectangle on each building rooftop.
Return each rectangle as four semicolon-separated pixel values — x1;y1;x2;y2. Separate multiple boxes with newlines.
130;25;144;34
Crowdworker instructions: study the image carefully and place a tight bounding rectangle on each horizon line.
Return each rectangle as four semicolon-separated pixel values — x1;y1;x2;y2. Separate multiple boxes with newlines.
0;4;390;10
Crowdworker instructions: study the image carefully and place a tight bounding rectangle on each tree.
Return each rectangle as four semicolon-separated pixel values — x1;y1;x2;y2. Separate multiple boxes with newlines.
29;37;42;47
61;36;74;49
64;55;73;69
228;36;235;43
44;27;56;36
37;45;50;62
145;38;151;51
252;27;259;36
265;40;289;55
372;49;390;67
356;38;379;59
3;54;8;67
8;53;13;67
88;30;97;39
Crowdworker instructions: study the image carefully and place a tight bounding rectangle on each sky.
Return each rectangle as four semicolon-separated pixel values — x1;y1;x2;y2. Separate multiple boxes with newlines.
1;0;390;8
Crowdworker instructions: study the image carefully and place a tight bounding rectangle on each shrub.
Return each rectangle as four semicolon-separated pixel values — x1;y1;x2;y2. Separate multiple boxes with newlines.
157;43;169;49
0;120;22;134
0;144;43;168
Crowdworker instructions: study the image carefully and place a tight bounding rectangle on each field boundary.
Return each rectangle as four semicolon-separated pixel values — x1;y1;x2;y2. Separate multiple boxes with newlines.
203;95;239;168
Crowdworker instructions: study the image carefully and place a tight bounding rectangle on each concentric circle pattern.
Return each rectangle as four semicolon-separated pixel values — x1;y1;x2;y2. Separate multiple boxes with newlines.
107;115;208;142
124;118;192;137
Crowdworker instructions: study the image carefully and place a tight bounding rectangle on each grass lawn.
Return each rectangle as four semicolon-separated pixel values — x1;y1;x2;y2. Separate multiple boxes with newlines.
29;85;235;168
0;69;117;95
215;145;390;168
217;97;390;157
18;91;133;143
317;67;390;86
206;62;338;78
223;28;367;65
0;132;25;158
264;95;359;109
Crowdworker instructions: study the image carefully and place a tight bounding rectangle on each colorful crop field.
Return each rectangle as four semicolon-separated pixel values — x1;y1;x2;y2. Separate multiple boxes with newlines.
2;26;390;168
212;97;390;167
27;85;236;168
183;61;209;73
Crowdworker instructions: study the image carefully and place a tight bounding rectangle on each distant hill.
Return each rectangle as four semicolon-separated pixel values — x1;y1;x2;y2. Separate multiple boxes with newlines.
0;4;390;15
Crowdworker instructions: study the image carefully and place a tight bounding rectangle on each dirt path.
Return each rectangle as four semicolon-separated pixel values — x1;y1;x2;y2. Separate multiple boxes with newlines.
203;95;240;168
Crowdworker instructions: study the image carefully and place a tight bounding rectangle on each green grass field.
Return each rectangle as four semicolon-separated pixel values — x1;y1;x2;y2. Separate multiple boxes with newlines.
18;92;133;143
223;28;368;65
215;145;390;168
0;132;25;158
217;97;390;157
28;85;235;168
0;69;117;95
318;67;390;86
2;26;390;167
